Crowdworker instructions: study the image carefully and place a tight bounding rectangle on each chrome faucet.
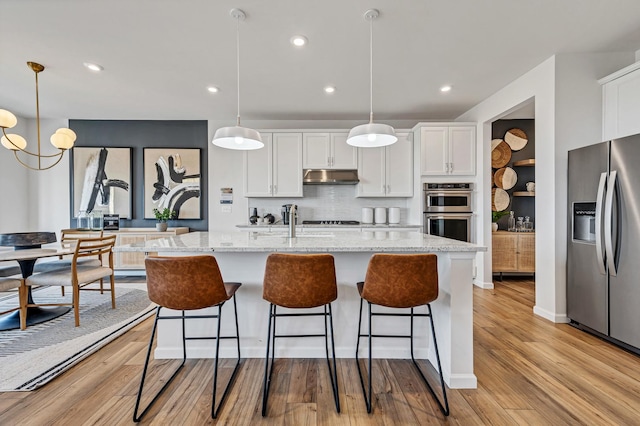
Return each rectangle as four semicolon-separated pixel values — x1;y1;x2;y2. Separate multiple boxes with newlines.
288;204;297;238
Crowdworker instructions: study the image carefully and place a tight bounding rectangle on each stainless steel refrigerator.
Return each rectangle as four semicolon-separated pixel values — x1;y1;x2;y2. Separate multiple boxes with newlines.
568;134;640;353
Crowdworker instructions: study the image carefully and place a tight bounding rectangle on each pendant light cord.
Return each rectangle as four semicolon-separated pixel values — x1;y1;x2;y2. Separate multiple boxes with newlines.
236;14;241;126
369;15;374;124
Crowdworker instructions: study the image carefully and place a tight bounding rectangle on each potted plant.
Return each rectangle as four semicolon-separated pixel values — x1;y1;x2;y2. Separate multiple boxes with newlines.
491;211;509;232
153;208;176;232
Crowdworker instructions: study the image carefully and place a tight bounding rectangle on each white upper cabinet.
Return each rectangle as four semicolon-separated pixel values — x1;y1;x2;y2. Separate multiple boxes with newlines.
600;62;640;141
357;132;413;197
302;132;357;169
244;133;303;197
419;124;476;176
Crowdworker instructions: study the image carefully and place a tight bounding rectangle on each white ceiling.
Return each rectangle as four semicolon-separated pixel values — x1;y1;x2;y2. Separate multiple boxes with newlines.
1;0;639;124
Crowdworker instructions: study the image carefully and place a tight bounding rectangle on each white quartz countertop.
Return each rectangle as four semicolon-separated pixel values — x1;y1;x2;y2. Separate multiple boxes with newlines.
114;231;485;253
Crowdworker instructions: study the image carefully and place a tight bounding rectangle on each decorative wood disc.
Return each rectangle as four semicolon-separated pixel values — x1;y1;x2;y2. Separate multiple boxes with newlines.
491;139;511;168
492;188;510;211
494;166;517;190
504;128;528;151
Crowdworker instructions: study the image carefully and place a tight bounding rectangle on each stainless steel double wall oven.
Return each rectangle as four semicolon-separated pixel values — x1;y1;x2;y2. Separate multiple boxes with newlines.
423;183;473;242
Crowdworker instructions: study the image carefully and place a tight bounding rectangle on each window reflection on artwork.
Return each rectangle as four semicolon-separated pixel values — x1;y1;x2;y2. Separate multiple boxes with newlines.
144;148;201;219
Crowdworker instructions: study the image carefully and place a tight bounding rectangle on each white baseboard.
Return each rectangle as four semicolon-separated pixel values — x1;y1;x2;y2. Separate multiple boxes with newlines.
474;280;494;289
533;305;570;323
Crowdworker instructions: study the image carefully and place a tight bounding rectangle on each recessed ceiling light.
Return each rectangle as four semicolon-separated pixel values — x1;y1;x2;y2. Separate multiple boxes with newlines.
440;85;452;92
324;86;336;94
83;62;104;72
290;35;308;47
207;86;220;93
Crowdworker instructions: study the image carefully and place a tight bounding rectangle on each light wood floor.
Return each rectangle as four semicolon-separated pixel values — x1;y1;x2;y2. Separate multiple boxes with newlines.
1;277;640;425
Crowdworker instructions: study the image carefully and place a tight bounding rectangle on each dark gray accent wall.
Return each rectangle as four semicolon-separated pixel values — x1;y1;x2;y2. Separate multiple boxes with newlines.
68;120;208;231
492;119;535;229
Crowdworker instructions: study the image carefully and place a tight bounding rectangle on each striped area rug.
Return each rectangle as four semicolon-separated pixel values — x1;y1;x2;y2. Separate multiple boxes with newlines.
0;282;155;391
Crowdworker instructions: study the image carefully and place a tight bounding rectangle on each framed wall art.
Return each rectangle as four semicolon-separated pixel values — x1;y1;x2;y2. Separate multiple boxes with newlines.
143;148;201;219
72;147;132;219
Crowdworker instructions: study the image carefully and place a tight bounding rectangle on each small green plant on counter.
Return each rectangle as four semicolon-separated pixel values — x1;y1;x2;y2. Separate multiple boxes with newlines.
153;208;177;222
492;211;509;223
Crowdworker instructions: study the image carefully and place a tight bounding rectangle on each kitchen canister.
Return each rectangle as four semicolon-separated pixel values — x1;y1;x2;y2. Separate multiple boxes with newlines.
374;207;387;224
362;207;374;224
388;207;400;224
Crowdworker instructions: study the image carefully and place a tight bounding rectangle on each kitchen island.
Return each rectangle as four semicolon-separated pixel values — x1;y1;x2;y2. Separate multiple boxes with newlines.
115;230;485;388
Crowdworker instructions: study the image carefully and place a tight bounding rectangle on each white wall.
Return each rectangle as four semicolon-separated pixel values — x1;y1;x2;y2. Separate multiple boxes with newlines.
0;114;30;233
458;52;634;322
0;117;73;236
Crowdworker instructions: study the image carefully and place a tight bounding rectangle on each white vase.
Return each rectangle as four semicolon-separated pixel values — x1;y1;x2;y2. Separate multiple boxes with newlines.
156;222;168;232
491;223;498;232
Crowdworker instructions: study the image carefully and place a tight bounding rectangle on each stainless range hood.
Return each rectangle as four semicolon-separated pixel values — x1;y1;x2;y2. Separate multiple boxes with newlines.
303;169;359;185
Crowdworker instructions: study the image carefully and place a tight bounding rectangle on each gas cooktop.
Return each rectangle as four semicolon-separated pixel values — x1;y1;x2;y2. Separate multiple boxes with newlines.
302;220;361;225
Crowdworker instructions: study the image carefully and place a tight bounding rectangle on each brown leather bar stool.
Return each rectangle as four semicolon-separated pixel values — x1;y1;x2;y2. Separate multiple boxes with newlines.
261;253;340;416
133;256;242;422
355;253;449;416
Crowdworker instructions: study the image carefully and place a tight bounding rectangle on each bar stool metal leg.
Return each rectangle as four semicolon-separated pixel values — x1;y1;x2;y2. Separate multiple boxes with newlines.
355;298;373;413
262;303;277;417
324;304;340;412
410;304;449;416
355;302;450;416
262;303;340;416
211;295;242;418
133;307;187;422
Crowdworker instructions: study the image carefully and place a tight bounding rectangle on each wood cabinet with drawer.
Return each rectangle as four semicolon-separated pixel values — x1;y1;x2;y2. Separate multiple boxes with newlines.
105;227;189;269
492;231;535;276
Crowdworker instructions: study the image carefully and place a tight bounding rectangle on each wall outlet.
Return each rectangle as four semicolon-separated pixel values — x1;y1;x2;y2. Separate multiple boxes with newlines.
221;205;232;213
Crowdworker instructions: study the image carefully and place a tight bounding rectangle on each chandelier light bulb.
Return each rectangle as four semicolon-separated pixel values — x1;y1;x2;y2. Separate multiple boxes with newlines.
1;134;27;150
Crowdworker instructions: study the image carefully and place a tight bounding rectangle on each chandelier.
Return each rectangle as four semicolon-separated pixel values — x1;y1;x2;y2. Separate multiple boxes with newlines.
0;62;76;171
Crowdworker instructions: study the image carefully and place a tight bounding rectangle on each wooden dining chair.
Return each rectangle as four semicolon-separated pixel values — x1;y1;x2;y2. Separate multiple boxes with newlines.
24;235;117;327
33;229;105;296
0;276;26;330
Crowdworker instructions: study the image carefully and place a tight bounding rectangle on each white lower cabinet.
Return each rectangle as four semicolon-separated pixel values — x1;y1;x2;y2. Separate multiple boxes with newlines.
244;133;303;197
357;132;413;197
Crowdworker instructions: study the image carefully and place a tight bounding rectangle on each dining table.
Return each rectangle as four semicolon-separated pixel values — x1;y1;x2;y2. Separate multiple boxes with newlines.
0;232;74;330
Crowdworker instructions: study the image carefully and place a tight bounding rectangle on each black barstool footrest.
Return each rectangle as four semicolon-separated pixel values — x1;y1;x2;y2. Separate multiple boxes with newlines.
134;290;243;422
355;300;449;416
262;302;340;416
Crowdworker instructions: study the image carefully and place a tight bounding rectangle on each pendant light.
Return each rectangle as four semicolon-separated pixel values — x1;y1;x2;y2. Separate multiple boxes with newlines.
347;9;397;148
212;8;263;150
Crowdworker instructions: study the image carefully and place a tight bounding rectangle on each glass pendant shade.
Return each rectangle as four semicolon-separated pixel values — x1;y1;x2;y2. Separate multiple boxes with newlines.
212;125;264;150
0;109;18;128
347;122;397;148
50;128;77;149
1;134;27;150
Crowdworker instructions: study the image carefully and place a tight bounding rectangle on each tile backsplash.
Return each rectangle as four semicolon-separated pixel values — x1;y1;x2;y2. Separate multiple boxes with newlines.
248;185;411;224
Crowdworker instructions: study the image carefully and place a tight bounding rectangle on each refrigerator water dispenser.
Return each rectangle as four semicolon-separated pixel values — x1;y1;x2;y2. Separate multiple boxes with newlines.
573;202;596;243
